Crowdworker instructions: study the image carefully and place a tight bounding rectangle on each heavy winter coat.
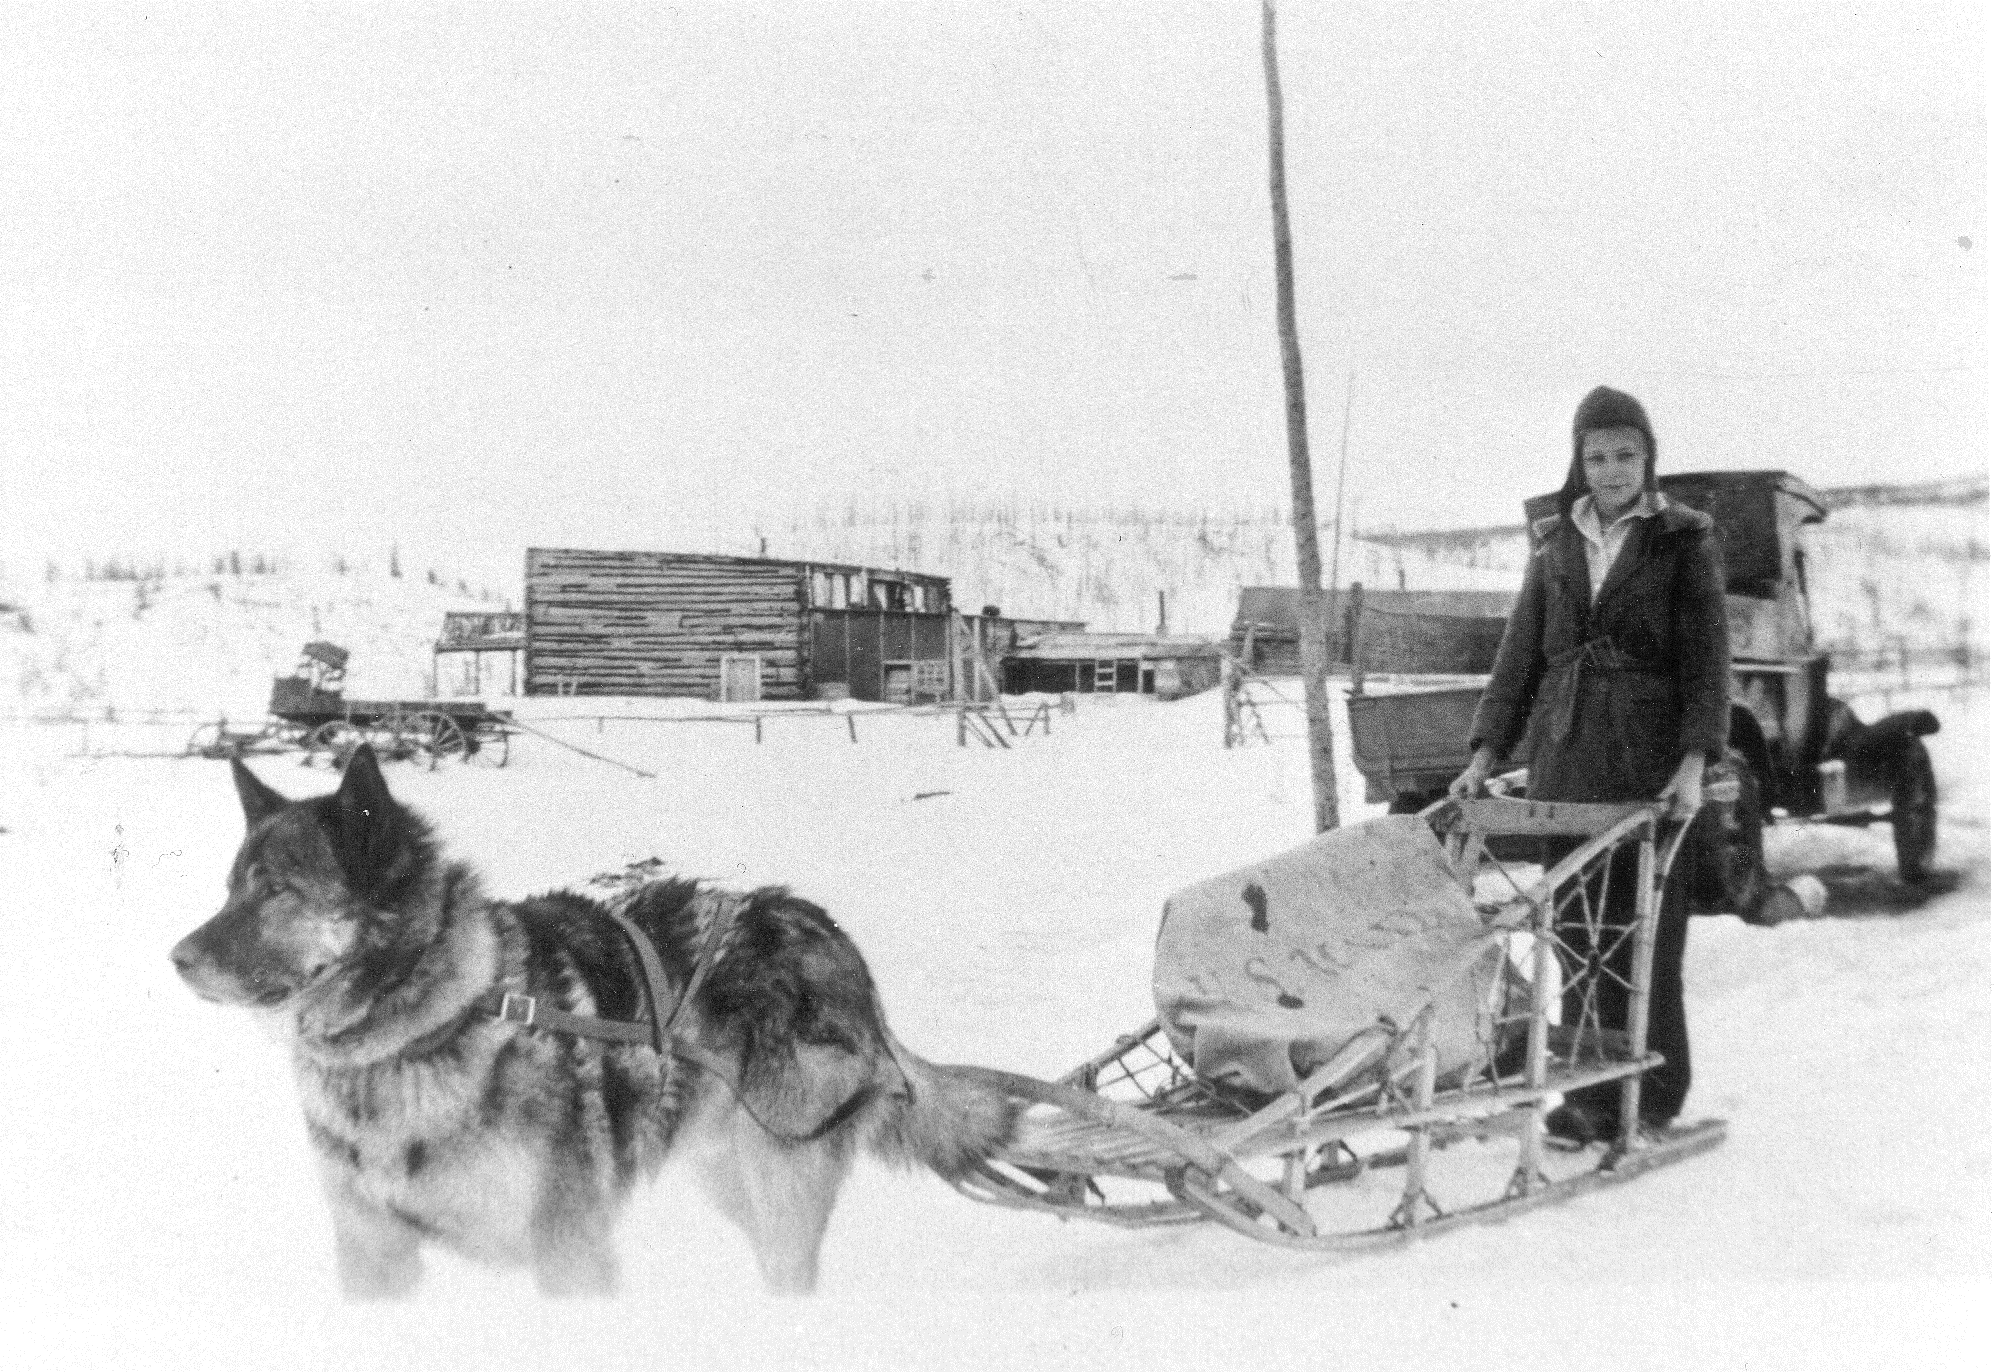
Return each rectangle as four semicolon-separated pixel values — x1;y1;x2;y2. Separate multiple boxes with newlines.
1469;499;1731;803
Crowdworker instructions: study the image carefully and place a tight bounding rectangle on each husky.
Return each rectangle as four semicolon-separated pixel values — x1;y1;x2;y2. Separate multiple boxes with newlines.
171;747;1018;1298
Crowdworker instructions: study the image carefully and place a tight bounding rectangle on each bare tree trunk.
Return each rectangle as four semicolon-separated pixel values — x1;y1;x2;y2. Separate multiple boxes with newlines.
1261;0;1340;832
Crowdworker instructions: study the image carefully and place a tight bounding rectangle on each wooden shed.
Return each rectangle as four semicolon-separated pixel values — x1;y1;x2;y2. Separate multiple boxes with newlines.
1230;587;1514;677
523;548;954;703
434;611;525;698
1002;632;1225;699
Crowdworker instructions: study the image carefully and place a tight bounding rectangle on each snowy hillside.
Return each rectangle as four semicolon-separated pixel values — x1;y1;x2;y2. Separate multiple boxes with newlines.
1;679;1984;1371
0;561;499;719
2;485;1981;720
1370;499;1988;662
759;500;1519;635
753;491;1987;654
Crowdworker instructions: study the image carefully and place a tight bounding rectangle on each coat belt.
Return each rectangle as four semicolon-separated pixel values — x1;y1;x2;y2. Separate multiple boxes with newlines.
1541;636;1671;748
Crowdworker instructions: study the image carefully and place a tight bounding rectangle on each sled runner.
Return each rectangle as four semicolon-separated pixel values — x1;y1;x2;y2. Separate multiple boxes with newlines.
952;793;1727;1249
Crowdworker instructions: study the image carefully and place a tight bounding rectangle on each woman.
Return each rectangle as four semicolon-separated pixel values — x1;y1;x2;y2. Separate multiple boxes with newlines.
1450;385;1729;1145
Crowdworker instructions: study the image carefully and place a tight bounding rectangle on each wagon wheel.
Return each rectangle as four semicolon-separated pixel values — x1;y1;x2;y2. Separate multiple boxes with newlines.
1891;739;1938;884
467;723;511;767
409;712;468;769
305;720;364;768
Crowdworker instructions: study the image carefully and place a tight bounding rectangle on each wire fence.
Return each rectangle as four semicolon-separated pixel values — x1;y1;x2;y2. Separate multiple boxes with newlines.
7;694;1083;764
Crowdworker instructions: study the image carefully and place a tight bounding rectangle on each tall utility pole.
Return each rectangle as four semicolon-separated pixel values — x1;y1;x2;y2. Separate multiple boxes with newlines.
1261;0;1339;832
1327;371;1356;604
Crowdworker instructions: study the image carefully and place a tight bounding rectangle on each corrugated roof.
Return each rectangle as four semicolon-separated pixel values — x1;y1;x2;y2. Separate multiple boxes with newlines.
1008;632;1226;661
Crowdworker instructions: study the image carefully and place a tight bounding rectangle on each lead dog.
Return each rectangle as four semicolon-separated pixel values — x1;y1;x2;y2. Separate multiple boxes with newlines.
171;747;1018;1297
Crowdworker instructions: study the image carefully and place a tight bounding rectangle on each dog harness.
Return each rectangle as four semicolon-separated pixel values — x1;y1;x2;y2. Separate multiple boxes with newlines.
471;892;739;1060
468;892;886;1144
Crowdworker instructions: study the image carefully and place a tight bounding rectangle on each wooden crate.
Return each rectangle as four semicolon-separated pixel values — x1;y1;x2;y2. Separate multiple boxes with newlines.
1345;686;1484;804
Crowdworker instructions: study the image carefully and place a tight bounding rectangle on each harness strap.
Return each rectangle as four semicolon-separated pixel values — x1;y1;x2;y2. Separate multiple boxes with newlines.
663;891;744;1038
472;891;747;1056
471;986;653;1045
469;892;874;1145
601;905;677;1055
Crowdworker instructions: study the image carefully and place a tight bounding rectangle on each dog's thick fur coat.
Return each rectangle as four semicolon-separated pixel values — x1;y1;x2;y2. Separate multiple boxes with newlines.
172;748;1018;1297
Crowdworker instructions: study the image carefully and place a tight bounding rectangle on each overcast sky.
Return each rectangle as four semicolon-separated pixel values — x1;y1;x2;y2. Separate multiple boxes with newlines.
3;2;1983;587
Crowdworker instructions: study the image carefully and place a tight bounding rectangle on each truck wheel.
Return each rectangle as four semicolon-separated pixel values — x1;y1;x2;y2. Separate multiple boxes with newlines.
1891;739;1939;883
1699;750;1775;922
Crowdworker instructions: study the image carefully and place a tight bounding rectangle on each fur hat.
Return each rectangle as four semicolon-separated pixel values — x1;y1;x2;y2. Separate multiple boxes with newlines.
1560;385;1657;514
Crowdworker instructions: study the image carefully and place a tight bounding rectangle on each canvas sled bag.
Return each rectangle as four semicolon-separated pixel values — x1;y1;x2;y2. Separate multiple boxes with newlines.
1153;814;1507;1096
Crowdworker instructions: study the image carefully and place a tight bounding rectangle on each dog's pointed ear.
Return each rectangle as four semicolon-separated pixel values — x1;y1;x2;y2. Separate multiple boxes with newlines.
323;744;428;907
231;758;289;826
334;744;394;821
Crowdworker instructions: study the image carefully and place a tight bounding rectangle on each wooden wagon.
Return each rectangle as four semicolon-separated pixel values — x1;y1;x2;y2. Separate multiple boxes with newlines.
186;642;514;767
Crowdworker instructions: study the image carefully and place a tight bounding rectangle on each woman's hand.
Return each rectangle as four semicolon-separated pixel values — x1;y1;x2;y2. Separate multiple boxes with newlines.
1449;747;1499;801
1657;753;1707;821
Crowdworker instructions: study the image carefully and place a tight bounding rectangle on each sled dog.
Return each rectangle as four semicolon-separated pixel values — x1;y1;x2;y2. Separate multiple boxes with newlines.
171;747;1017;1297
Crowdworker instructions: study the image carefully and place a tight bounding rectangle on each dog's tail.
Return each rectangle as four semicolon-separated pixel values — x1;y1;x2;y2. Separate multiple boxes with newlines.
866;1033;1022;1179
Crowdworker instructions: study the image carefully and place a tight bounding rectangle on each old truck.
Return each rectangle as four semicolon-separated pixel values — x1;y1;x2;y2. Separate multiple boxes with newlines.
1343;470;1941;921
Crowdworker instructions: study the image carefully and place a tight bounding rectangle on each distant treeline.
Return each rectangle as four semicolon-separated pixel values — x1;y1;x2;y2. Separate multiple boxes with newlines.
1358;474;1988;552
28;548;502;602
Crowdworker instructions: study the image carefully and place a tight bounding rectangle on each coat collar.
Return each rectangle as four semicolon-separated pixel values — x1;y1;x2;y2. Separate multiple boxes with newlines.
1536;494;1710;542
1536;495;1710;610
1571;490;1665;543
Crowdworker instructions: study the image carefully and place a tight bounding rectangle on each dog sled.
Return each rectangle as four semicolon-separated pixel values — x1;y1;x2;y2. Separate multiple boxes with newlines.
951;792;1727;1249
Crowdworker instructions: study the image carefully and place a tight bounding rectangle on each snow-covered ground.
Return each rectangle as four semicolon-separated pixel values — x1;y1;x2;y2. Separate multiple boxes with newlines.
1;679;1985;1370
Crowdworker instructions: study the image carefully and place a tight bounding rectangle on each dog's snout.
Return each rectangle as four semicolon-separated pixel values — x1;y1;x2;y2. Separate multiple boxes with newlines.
170;932;206;980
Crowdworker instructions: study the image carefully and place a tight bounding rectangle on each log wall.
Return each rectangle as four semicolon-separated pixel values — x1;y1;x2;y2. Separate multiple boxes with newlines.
524;548;808;698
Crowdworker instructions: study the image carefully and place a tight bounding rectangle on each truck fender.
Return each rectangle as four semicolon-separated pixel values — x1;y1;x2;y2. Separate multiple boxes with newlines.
1827;707;1940;764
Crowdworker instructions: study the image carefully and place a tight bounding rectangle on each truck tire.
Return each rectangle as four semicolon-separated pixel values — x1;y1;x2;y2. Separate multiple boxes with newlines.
1891;738;1939;883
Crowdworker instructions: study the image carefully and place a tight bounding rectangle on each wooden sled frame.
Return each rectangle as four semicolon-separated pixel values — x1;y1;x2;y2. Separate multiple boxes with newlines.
952;795;1727;1250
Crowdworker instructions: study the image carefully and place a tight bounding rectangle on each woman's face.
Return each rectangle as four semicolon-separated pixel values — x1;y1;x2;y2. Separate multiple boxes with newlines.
1580;426;1648;518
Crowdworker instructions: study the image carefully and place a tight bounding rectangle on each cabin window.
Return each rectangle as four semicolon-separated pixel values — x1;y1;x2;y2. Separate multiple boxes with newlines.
871;580;910;611
914;660;948;698
811;571;830;607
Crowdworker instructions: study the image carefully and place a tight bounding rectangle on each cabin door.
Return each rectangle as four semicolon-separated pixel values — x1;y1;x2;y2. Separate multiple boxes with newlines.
719;654;763;703
882;662;914;705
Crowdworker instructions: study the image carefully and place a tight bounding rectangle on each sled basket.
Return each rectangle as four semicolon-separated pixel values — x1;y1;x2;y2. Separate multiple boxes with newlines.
955;797;1726;1250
